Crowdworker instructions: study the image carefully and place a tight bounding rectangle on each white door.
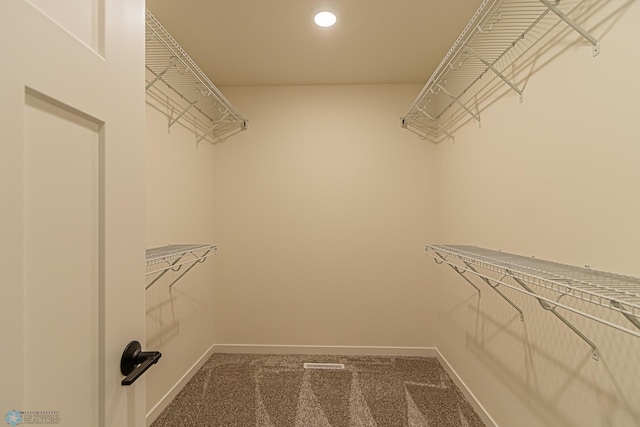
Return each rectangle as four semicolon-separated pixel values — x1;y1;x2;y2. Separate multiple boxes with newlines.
0;1;147;426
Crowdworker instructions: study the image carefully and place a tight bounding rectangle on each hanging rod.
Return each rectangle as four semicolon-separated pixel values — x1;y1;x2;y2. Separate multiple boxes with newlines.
426;244;640;360
402;0;600;143
145;10;247;144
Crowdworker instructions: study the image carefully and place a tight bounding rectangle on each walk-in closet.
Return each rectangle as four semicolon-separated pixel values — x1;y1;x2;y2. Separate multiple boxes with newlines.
1;0;638;426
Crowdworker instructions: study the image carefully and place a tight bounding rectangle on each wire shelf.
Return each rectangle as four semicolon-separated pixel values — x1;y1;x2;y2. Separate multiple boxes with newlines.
146;243;215;265
427;244;640;345
146;244;217;290
145;10;247;144
402;0;599;143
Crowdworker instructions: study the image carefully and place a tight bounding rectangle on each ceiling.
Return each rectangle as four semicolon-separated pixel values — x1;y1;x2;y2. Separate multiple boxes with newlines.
145;0;483;87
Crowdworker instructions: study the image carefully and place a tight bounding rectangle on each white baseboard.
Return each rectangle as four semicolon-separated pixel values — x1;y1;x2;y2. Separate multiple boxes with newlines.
434;349;498;427
212;343;438;357
145;343;217;426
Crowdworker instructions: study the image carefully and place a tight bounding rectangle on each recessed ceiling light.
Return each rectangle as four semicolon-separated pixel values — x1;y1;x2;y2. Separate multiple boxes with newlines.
314;10;337;27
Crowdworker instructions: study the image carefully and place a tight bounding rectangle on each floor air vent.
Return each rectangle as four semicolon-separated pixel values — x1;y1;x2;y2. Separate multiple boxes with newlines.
303;363;345;370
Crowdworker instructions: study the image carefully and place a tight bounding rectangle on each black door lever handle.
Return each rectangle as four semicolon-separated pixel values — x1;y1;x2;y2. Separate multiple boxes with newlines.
120;340;162;386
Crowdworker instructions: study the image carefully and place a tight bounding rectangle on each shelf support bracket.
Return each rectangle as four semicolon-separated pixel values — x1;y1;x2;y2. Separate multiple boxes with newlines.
463;262;525;321
435;83;481;126
451;266;482;297
418;107;455;142
145;255;184;290
168;92;209;129
195;112;231;144
145;57;178;91
538;0;600;56
402;120;438;143
432;249;481;297
168;249;213;292
466;47;524;103
610;301;640;331
509;275;600;360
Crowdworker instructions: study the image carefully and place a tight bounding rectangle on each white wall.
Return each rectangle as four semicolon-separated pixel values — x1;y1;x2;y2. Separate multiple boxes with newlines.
145;104;217;415
434;0;640;425
210;84;439;349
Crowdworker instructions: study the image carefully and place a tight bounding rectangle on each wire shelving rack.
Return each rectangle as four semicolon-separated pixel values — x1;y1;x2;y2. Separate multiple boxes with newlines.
146;244;217;291
145;10;247;144
401;0;599;143
426;245;640;360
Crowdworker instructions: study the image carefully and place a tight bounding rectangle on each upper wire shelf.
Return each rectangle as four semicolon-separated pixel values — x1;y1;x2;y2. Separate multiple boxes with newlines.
427;245;640;359
145;10;247;144
146;244;217;290
402;0;599;143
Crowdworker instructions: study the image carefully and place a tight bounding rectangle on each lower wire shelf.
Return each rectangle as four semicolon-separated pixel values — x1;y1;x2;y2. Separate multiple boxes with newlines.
426;244;640;360
146;244;217;290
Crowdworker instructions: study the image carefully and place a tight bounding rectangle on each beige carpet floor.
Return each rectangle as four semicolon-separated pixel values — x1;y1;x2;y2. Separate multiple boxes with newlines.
151;353;486;427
